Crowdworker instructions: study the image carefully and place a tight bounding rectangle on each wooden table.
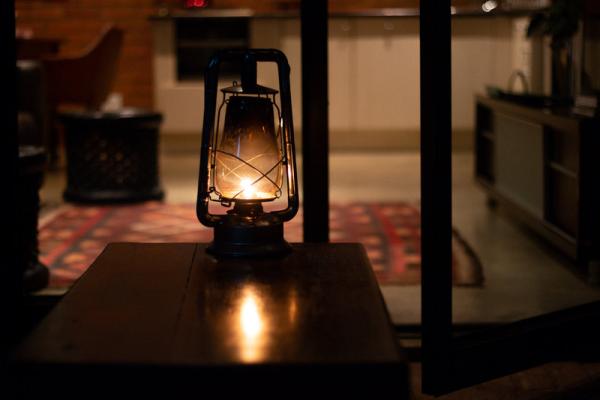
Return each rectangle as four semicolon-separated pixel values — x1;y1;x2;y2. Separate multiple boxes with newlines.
14;243;408;398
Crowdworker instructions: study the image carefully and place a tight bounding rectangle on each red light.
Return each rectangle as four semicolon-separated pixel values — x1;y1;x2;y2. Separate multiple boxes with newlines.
185;0;208;8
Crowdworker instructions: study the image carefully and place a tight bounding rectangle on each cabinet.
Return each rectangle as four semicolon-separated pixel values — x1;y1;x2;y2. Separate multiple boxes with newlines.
475;95;600;270
14;243;408;398
174;18;249;82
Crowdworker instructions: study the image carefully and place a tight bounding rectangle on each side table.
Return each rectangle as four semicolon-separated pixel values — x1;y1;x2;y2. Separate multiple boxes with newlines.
60;108;164;203
13;243;408;398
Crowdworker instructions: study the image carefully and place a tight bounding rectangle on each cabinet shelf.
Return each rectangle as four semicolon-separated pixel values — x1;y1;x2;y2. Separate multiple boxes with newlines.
177;39;247;48
475;95;600;270
175;18;249;81
547;161;577;180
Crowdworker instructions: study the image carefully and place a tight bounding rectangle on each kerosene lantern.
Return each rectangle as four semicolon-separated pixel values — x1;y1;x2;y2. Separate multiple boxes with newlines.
197;49;299;257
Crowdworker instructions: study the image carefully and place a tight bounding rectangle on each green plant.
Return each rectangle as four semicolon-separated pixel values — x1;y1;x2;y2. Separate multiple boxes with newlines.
526;0;583;48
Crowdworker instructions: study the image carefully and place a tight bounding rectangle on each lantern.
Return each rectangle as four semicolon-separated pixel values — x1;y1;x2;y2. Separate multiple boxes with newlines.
197;49;299;257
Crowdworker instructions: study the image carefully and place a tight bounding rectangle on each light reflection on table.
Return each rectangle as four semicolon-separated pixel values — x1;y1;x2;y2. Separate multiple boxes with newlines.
238;286;265;362
201;260;301;363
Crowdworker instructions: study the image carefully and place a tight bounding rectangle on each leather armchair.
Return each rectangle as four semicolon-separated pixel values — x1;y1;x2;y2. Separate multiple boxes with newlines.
17;60;48;148
41;24;124;163
17;60;49;292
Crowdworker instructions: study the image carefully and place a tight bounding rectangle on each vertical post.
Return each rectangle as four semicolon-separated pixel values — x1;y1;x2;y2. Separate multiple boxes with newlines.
1;0;22;375
420;0;453;395
301;0;329;243
241;52;257;89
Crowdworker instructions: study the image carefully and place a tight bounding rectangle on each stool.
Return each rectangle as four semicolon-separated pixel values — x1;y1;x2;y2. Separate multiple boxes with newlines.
60;108;164;203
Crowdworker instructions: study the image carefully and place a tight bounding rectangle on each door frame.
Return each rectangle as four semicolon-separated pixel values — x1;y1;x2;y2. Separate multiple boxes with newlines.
419;0;600;395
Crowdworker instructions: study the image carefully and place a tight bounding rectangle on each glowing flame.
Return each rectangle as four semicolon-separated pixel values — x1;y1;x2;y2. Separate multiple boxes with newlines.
240;178;256;199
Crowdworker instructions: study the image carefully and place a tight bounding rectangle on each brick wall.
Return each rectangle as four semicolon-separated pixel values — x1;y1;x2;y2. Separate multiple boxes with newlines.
15;0;477;109
16;0;158;109
14;0;417;110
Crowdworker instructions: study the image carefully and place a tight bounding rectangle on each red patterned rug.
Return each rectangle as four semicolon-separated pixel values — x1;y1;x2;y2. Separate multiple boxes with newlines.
39;202;483;288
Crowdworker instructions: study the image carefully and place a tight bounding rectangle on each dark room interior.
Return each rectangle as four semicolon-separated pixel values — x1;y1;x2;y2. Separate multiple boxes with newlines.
3;0;600;398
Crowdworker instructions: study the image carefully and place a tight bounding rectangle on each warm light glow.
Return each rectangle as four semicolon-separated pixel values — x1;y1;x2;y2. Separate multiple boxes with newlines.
240;292;262;339
215;135;281;200
215;96;282;201
481;0;498;12
230;285;298;363
240;178;256;199
288;288;298;324
238;288;266;362
185;0;208;8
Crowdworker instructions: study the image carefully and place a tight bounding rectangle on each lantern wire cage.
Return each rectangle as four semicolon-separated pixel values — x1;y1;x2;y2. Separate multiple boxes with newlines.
208;87;286;207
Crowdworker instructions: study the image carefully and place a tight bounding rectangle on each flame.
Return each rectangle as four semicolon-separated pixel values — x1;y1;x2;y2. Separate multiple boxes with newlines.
240;178;256;199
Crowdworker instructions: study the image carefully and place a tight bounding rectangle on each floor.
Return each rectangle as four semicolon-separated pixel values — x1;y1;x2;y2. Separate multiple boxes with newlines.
39;147;600;398
410;361;600;399
40;148;600;326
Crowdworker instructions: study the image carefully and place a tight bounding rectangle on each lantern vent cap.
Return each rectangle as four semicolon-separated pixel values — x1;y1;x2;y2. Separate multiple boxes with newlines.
221;81;278;95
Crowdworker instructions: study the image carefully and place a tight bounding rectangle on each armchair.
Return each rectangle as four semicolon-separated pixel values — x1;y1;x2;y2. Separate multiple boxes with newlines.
42;24;124;162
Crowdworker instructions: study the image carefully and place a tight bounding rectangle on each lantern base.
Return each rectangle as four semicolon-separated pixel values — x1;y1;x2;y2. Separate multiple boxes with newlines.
208;222;291;258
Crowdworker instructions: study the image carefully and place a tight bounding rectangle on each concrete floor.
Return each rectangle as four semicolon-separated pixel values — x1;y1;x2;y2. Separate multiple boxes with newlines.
40;149;600;325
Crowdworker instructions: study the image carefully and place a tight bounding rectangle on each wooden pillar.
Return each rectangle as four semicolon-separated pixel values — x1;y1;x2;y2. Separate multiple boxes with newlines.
300;0;329;243
420;0;453;395
2;7;23;400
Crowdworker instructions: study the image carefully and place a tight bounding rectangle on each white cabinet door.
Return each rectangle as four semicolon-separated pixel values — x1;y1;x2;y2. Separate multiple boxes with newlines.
494;112;545;218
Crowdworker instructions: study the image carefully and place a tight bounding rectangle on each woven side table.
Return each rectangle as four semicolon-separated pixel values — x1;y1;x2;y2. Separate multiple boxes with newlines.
60;109;164;203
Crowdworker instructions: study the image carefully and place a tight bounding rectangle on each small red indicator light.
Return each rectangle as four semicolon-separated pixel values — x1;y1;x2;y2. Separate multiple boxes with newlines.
185;0;208;8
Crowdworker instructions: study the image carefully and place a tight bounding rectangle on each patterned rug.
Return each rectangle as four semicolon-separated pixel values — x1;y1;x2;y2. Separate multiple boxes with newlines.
39;202;484;288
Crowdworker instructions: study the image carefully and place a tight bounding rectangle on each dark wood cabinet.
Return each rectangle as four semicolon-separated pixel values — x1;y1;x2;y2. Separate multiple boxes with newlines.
174;17;249;81
475;95;600;273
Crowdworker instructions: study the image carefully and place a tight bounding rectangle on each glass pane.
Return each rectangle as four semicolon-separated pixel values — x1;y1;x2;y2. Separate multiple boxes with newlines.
215;96;282;201
327;16;422;325
451;9;600;331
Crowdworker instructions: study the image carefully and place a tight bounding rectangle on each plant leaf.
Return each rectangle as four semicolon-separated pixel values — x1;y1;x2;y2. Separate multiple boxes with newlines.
526;12;546;37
